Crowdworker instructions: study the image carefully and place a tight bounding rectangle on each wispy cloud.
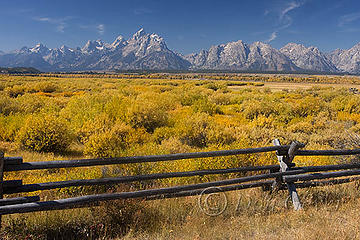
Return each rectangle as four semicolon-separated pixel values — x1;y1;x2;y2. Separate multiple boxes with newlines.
1;8;34;16
338;12;360;27
177;35;185;41
134;8;153;15
280;2;301;20
16;8;34;14
33;14;105;35
265;1;303;42
33;16;74;33
266;31;277;43
34;17;50;22
96;24;105;35
80;23;106;35
57;25;65;33
338;27;360;33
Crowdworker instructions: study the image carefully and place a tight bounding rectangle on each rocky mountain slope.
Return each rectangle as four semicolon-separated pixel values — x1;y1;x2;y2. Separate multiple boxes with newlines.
327;43;360;74
186;40;299;72
0;29;190;71
1;29;360;73
280;43;338;72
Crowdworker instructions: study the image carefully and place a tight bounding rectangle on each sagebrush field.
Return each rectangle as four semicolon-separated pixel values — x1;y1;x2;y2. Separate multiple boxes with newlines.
1;73;360;239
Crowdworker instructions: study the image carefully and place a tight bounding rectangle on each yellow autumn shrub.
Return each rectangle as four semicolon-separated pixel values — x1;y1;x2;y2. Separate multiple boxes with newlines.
126;99;168;133
17;114;71;153
84;122;140;157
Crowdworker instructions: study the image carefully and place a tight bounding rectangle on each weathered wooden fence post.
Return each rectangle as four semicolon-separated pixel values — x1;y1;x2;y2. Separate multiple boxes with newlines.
273;139;303;210
0;151;4;228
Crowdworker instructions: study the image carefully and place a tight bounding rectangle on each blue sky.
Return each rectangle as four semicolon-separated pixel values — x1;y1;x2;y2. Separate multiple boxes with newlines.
1;0;360;54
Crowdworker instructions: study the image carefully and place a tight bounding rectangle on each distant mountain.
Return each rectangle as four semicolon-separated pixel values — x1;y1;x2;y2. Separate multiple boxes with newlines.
280;43;338;72
327;43;360;74
0;47;53;71
89;28;191;70
0;29;190;71
0;67;40;74
0;29;360;73
30;43;51;56
186;40;299;72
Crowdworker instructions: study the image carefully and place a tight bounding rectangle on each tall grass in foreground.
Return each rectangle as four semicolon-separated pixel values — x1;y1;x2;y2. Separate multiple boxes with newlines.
2;182;360;240
1;74;360;239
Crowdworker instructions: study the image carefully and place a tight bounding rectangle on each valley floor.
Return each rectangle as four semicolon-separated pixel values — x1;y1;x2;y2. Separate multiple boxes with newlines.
2;73;360;239
122;186;360;240
230;81;360;92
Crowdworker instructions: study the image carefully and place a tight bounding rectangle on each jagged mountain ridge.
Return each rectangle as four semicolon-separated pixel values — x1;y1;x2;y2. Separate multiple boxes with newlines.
0;29;360;73
0;29;190;71
280;43;338;73
327;43;360;74
185;40;299;72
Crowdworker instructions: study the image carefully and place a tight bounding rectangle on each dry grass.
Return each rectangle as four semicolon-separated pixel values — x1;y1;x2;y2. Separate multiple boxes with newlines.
4;182;357;239
229;81;360;92
2;160;360;239
121;183;360;240
143;203;360;240
2;73;360;239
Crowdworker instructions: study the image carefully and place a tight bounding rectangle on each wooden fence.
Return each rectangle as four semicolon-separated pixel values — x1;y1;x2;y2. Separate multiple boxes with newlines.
1;139;360;227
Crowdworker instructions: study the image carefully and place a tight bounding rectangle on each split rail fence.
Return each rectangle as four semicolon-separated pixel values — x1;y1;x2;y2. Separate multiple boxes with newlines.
2;139;360;227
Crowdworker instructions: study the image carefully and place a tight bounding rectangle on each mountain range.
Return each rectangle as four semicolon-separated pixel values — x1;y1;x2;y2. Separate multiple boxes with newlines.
1;28;360;74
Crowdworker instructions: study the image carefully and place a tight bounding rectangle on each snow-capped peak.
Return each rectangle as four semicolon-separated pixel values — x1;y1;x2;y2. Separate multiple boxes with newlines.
132;28;146;40
59;45;74;53
280;42;338;72
150;33;162;41
82;40;107;53
30;43;50;55
112;35;126;48
350;42;360;51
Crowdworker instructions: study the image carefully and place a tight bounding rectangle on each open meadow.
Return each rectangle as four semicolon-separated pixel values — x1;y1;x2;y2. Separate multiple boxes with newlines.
1;73;360;239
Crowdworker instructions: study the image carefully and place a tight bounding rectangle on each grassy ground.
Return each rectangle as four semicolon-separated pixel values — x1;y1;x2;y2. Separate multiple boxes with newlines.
229;81;360;92
1;73;360;239
3;182;360;240
122;182;360;240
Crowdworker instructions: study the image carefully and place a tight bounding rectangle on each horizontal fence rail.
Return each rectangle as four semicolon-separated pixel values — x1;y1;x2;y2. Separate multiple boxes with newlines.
0;196;40;207
6;147;360;172
0;169;312;215
7;161;360;195
295;177;360;189
146;181;275;200
2;166;360;215
3;146;289;172
285;169;360;182
3;157;22;166
296;149;360;156
2;139;360;224
0;169;313;214
4;165;280;194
